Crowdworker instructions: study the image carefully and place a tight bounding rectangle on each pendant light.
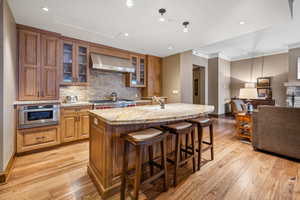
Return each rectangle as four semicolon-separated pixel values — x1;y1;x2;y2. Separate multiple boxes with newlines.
158;8;166;22
182;21;190;32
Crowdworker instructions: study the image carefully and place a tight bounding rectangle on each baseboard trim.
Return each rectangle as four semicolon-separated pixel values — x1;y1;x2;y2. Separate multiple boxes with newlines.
0;153;15;184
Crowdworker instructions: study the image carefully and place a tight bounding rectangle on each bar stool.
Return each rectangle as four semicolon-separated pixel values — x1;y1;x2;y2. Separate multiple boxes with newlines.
161;122;196;186
187;118;214;170
120;128;168;200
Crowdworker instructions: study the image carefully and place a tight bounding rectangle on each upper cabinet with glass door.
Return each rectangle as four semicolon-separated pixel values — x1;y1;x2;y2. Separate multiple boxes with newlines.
76;44;89;84
61;40;89;85
126;55;146;87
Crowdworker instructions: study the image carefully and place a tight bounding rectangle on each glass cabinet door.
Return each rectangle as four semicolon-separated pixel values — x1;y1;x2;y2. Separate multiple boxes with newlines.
63;43;74;83
131;56;138;85
77;45;88;83
139;57;145;86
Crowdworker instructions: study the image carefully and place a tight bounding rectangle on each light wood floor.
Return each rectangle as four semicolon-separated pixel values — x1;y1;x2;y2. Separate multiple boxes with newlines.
0;118;299;200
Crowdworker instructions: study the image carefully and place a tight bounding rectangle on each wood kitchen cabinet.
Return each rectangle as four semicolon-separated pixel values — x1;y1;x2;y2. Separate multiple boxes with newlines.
126;55;146;87
18;29;60;100
142;55;162;97
61;106;91;143
17;125;60;153
61;39;89;85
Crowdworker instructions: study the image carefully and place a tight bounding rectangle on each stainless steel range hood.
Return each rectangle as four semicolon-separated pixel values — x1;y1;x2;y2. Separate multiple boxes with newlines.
91;53;135;73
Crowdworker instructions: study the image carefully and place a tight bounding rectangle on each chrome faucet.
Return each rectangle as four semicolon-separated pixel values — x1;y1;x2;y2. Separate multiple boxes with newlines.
152;96;165;109
110;92;118;102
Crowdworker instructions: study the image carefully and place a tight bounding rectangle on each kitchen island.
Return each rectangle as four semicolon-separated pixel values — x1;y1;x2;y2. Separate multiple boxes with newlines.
87;103;214;198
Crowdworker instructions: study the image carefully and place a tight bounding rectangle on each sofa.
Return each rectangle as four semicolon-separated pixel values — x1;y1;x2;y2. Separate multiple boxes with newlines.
252;106;300;160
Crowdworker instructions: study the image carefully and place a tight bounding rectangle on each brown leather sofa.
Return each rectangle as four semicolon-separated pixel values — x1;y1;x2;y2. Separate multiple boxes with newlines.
252;106;300;160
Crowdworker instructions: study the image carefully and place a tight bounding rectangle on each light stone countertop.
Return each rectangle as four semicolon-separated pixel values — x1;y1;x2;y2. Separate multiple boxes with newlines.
89;103;214;125
60;102;93;107
14;100;61;105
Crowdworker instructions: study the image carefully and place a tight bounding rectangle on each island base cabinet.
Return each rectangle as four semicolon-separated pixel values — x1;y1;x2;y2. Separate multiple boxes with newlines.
17;125;60;153
87;114;177;199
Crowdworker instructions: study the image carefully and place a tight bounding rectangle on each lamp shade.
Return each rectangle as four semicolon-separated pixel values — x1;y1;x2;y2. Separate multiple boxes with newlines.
239;88;258;99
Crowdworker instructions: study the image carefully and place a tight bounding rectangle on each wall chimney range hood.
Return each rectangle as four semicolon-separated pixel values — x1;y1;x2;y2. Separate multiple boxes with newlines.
91;53;135;73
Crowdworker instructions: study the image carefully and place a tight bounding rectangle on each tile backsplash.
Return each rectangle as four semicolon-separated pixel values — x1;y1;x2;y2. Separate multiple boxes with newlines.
60;69;141;101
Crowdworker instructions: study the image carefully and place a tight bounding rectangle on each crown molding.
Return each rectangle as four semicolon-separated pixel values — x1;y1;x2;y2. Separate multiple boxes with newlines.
288;42;300;50
231;49;288;61
192;50;209;59
208;53;231;61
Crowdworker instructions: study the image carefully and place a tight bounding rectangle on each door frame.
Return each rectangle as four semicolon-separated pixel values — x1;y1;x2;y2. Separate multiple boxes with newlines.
193;65;205;104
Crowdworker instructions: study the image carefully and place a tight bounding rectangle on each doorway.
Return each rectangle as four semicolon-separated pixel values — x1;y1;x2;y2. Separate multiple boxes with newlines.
193;65;205;104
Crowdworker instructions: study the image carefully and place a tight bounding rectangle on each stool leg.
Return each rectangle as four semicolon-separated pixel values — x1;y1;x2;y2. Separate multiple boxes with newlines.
134;145;143;200
121;141;129;200
198;125;203;170
209;124;214;160
185;134;189;159
180;141;183;161
191;128;196;173
161;138;168;191
174;134;180;186
148;145;154;176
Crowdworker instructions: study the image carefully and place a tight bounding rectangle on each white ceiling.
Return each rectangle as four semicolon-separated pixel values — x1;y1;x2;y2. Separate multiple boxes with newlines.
194;1;300;61
9;0;291;57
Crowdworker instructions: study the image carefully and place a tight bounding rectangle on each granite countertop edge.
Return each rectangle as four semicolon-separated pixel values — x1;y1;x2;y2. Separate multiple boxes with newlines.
89;104;214;125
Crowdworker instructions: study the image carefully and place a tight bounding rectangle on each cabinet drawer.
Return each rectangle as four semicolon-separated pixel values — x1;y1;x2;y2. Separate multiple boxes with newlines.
17;126;60;153
23;129;57;146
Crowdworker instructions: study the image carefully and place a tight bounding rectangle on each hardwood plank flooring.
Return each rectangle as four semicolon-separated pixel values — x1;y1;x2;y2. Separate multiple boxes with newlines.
0;118;299;200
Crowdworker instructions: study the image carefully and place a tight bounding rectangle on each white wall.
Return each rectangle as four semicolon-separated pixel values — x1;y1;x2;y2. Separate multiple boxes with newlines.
208;58;219;114
289;48;300;82
207;57;231;115
179;50;208;104
218;58;231;114
162;54;181;103
162;50;208;104
0;0;4;171
231;53;288;106
0;0;17;171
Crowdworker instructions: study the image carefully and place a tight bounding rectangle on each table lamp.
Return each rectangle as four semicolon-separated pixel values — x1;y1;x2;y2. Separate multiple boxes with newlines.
239;87;258;112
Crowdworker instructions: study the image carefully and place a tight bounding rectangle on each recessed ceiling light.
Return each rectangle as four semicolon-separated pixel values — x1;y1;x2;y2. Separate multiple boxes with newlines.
182;21;190;33
124;33;129;37
158;8;166;22
42;6;49;12
239;21;245;25
126;0;134;8
168;46;173;50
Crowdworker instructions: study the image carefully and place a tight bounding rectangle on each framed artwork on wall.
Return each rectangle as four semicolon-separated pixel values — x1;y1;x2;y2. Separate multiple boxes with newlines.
257;77;271;88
